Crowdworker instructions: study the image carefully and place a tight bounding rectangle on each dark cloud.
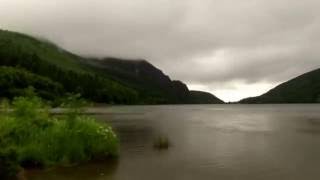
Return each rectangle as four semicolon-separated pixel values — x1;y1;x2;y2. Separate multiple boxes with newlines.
1;0;320;101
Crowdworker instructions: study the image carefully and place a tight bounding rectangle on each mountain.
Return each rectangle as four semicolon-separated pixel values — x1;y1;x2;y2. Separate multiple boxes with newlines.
240;68;320;103
82;58;193;103
0;30;138;104
188;91;224;104
0;29;224;104
84;58;224;104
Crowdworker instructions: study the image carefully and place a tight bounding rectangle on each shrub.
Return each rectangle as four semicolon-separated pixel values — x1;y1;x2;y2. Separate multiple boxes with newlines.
0;149;20;179
0;95;119;177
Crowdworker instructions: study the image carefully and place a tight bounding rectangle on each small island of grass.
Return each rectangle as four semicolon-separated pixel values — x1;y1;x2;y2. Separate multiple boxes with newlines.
0;94;119;179
153;136;170;150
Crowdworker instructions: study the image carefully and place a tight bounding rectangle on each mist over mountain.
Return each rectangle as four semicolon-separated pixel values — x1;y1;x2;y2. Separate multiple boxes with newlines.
0;29;223;104
2;0;320;102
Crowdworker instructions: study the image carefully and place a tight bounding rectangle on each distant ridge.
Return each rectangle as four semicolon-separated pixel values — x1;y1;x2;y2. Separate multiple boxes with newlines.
240;68;320;103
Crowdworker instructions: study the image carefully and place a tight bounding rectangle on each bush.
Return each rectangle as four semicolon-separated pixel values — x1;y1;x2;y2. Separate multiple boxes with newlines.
0;95;119;177
0;149;20;179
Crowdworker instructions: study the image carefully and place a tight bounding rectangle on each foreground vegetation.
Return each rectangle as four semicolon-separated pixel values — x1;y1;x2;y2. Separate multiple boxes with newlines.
0;94;118;179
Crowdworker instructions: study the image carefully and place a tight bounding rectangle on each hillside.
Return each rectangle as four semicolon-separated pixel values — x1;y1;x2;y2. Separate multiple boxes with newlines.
84;58;224;104
0;29;224;104
0;30;138;104
189;91;224;104
0;66;63;100
240;68;320;103
82;58;192;103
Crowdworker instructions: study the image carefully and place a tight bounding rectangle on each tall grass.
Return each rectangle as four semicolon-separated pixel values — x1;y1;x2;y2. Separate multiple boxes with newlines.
0;95;118;178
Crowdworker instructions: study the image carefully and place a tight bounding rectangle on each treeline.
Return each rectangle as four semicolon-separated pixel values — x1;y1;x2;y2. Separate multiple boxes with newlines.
0;66;62;100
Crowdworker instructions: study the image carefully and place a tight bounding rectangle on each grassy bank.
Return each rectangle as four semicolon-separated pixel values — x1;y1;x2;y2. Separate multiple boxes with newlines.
0;95;119;179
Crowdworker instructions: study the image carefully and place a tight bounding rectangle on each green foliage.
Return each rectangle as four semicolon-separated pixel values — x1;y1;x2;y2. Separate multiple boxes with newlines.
0;30;86;72
61;93;89;115
0;95;119;178
0;66;63;100
0;149;20;179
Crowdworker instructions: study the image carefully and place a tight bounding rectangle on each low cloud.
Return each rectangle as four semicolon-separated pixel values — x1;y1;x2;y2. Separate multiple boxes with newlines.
1;0;320;101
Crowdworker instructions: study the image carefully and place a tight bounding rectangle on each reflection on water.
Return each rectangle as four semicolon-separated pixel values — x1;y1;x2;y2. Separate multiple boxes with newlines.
27;159;119;180
28;104;320;180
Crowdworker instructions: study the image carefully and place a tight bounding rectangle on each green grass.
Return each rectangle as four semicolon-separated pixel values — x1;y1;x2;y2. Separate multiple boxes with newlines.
0;95;119;178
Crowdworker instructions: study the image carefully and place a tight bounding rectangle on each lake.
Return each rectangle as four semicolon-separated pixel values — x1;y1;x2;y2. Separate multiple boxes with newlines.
27;104;320;180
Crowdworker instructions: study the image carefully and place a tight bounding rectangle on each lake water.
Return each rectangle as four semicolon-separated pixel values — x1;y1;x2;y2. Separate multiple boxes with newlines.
27;104;320;180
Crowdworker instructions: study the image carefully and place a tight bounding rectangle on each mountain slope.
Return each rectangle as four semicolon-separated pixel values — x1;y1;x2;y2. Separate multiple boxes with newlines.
189;91;224;104
240;68;320;103
83;58;224;104
0;30;87;72
0;30;138;103
0;29;224;104
0;66;63;100
82;58;192;103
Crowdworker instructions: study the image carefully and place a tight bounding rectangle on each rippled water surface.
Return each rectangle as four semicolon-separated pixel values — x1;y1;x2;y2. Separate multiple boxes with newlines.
28;104;320;180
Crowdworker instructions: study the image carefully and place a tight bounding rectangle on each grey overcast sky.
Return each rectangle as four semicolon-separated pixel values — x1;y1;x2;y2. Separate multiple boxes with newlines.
1;0;320;102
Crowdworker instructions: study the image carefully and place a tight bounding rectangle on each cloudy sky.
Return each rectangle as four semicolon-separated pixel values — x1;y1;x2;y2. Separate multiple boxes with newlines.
1;0;320;102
